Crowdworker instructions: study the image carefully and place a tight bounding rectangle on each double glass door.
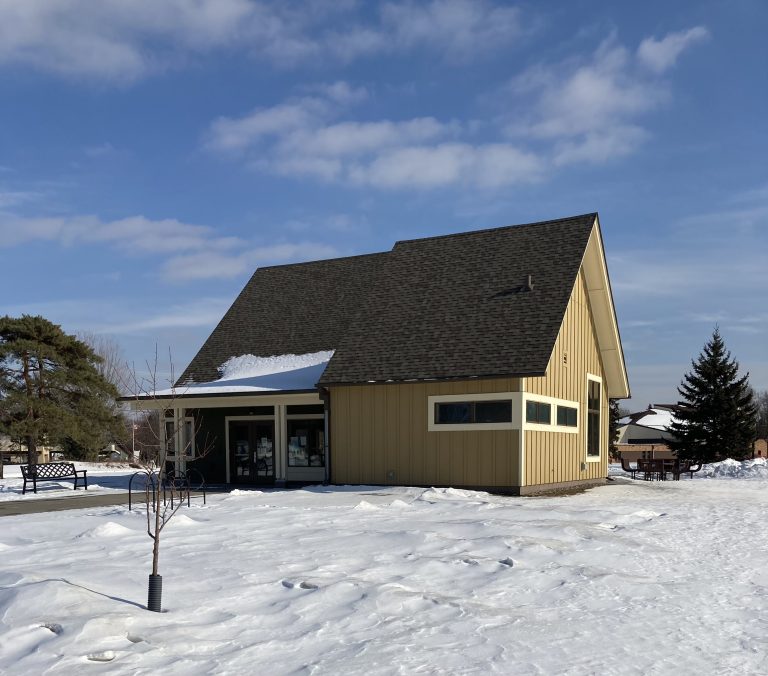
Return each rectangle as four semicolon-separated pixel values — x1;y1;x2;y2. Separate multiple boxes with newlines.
229;420;275;484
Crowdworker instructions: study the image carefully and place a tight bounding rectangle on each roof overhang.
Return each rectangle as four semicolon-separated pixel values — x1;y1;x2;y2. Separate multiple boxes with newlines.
122;390;322;410
581;215;631;399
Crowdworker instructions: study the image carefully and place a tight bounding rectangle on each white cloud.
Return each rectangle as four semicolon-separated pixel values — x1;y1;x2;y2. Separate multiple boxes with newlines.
162;242;340;281
506;29;706;165
381;0;522;59
637;26;709;73
207;99;330;154
206;25;709;186
0;0;527;81
348;143;544;188
0;211;340;282
0;213;238;254
0;189;42;209
282;118;452;157
207;86;540;189
0;0;258;81
102;297;237;334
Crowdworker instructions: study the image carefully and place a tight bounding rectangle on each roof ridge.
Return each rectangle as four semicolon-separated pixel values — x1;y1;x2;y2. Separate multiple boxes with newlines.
257;249;390;272
393;213;597;247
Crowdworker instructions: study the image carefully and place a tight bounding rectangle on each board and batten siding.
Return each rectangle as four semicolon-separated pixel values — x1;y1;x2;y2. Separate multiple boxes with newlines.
330;378;521;489
524;268;609;487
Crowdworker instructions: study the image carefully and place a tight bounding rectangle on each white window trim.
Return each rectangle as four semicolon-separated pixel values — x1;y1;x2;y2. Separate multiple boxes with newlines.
164;416;195;459
586;373;603;463
427;392;523;431
180;417;195;459
522;393;580;434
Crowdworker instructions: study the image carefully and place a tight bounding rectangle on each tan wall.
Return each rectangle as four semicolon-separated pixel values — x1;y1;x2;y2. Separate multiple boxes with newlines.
330;377;521;489
754;439;768;458
618;444;674;460
524;268;609;486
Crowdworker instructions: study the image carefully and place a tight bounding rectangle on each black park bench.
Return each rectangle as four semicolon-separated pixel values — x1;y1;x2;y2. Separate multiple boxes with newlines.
20;462;88;495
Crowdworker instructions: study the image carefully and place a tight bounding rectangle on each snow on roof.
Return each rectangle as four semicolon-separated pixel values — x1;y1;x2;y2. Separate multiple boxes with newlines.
150;351;334;397
619;407;677;431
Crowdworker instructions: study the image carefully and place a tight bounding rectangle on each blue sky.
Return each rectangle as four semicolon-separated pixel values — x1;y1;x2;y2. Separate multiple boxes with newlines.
1;0;766;408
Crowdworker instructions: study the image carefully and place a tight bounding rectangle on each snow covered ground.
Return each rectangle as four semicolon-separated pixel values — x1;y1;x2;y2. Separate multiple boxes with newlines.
1;461;767;674
0;462;136;502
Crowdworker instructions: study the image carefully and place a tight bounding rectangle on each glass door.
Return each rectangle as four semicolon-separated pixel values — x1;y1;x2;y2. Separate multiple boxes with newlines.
229;420;275;485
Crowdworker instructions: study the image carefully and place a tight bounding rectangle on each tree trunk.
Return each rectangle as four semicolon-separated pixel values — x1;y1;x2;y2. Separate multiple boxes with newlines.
22;351;37;466
27;435;37;467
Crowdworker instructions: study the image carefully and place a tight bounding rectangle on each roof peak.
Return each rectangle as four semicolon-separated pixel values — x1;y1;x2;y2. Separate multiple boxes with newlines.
393;212;598;248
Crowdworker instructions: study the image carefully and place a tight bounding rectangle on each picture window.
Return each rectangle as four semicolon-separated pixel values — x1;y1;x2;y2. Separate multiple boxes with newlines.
434;400;512;425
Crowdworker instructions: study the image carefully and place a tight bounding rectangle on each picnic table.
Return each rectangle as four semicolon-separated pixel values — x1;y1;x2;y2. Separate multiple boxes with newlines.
621;457;701;481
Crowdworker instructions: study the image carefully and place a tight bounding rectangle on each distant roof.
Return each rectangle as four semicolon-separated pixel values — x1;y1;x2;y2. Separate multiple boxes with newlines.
620;407;678;431
178;213;628;393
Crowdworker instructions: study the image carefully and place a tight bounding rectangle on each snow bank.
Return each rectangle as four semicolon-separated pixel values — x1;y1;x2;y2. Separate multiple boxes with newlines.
699;457;768;479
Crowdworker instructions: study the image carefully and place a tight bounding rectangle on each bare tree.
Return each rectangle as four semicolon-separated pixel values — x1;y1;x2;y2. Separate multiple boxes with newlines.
77;332;132;392
124;347;211;612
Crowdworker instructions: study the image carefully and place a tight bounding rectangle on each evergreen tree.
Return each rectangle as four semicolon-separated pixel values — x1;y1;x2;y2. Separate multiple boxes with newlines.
608;399;624;459
668;329;757;463
0;315;124;464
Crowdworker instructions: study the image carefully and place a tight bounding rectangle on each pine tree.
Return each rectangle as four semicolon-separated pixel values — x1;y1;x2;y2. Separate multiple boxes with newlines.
0;315;124;465
608;399;626;459
668;329;757;463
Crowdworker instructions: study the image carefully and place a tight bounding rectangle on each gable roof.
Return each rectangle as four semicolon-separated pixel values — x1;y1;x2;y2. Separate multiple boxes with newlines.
178;213;629;397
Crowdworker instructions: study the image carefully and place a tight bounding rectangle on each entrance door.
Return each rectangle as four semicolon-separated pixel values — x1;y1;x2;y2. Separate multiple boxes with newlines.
229;420;275;485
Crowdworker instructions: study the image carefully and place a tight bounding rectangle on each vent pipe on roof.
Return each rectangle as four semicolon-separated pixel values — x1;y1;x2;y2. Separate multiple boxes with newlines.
524;274;534;292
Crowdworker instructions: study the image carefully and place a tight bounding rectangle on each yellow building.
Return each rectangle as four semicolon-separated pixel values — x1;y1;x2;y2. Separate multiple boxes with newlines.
132;213;629;495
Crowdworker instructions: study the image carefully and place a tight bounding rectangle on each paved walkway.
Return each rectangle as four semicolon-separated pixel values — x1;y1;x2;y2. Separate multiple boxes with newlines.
0;491;210;518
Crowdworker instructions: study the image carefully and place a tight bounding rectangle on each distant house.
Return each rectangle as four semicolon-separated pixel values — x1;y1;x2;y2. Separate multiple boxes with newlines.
754;439;767;459
130;213;629;495
617;405;680;459
0;435;58;464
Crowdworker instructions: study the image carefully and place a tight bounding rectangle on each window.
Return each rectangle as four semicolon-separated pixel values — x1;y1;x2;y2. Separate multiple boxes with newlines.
526;400;551;425
587;379;601;457
435;400;512;425
287;418;325;467
163;416;195;459
557;405;578;428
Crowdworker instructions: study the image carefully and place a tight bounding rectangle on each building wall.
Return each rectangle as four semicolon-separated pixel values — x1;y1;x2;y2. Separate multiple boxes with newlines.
754;439;768;458
524;268;609;487
618;443;674;460
330;377;521;489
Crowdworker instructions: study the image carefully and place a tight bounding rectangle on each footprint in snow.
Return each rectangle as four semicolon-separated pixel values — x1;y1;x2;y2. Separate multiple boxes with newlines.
126;633;145;644
281;579;318;590
41;623;63;635
86;651;116;663
461;558;479;566
499;557;514;567
596;523;621;531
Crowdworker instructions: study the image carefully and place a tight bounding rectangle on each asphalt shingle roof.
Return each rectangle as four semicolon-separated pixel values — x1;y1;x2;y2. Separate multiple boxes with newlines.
178;213;597;387
178;252;389;384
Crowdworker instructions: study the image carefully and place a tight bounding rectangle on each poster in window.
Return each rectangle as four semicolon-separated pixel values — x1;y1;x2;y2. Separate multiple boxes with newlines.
235;440;249;458
289;436;308;466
